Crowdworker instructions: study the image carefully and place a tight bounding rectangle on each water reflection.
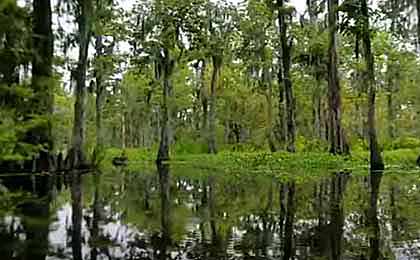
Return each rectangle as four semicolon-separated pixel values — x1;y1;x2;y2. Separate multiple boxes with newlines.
0;174;53;260
156;162;171;260
1;168;420;259
368;171;383;260
71;172;83;260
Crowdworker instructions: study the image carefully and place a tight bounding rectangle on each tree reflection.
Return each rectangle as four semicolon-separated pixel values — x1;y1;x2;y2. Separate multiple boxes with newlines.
368;171;383;260
0;174;53;260
22;175;52;260
156;162;171;260
71;172;83;260
282;181;296;260
329;172;349;260
90;171;102;260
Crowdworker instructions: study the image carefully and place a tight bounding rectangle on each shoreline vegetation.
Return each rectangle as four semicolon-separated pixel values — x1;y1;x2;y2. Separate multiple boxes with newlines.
104;147;420;174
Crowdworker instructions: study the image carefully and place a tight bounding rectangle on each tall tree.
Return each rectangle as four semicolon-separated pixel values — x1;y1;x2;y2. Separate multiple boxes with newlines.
94;0;105;155
278;0;296;152
153;0;199;161
327;0;345;154
239;0;277;151
199;2;235;154
30;0;54;170
361;0;384;170
69;0;93;168
93;0;118;158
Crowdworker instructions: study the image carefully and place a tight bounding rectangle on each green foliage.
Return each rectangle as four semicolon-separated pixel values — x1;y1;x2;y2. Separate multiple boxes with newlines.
387;137;420;150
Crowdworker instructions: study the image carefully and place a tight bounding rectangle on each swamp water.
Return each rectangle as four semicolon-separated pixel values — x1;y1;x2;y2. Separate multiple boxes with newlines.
0;166;420;260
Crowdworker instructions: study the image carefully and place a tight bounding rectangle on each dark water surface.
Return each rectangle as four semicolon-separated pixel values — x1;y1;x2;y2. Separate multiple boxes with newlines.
1;166;420;260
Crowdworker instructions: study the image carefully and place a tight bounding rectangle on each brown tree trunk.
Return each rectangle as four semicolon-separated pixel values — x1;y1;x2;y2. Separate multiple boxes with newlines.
361;0;384;171
208;55;221;154
278;0;296;152
327;0;345;155
30;0;54;171
157;49;174;162
70;0;92;168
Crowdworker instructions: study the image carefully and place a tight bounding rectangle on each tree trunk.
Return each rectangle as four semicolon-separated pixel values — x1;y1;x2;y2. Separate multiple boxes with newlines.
307;1;323;141
327;0;345;155
361;0;384;171
414;0;420;160
30;0;54;171
157;49;174;162
266;81;277;152
208;55;221;154
95;33;106;154
121;112;126;149
276;75;287;147
200;60;209;140
312;82;322;139
262;66;276;152
278;0;296;152
387;92;395;139
70;0;92;168
417;0;420;50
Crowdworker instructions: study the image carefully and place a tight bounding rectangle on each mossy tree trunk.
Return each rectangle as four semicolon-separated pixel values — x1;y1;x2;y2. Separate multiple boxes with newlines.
70;0;92;168
94;17;105;156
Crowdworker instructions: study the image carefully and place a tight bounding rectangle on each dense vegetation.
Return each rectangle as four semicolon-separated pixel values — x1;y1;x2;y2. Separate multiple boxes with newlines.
2;0;420;172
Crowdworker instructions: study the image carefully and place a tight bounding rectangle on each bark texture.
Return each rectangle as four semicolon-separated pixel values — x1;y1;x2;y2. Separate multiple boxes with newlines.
361;0;384;171
327;0;345;155
95;33;105;153
157;49;174;162
30;0;54;171
70;0;92;168
208;55;221;154
278;0;296;152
